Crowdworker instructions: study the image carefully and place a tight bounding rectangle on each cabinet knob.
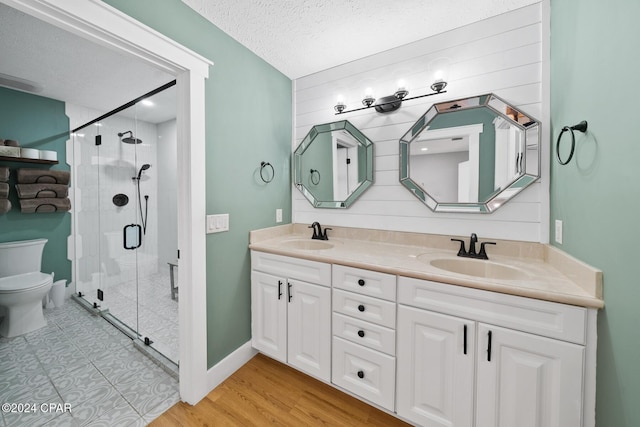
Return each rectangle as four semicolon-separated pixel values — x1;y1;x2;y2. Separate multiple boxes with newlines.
357;370;364;379
358;279;365;286
358;304;365;312
357;330;365;338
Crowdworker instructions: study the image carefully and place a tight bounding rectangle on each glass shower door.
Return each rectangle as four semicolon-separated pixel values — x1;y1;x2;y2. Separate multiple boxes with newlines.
71;82;178;365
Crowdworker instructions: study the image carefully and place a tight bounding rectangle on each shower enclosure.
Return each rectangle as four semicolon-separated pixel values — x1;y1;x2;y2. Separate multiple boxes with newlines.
70;82;179;364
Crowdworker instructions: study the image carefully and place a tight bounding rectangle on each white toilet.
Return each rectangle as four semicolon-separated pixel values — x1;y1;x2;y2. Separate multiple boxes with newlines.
0;239;53;338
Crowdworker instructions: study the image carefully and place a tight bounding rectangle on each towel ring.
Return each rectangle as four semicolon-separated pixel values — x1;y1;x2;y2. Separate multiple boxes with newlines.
310;169;321;185
260;161;274;183
556;120;588;165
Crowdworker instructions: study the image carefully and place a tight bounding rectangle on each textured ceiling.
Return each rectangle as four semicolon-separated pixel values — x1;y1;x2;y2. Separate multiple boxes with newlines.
0;3;175;122
182;0;538;79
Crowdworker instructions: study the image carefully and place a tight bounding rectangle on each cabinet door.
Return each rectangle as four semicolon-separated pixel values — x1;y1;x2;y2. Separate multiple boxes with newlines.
287;279;331;381
476;324;584;427
251;270;287;362
396;305;475;427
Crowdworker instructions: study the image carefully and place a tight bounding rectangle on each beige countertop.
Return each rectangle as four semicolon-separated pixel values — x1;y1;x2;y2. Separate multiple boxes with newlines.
249;224;604;309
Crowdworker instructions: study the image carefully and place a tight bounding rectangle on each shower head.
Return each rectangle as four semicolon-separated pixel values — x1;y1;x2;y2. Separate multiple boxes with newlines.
117;130;143;144
135;164;151;180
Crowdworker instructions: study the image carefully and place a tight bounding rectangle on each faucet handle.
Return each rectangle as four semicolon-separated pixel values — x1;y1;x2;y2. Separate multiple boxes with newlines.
451;238;467;256
321;227;332;241
478;242;496;260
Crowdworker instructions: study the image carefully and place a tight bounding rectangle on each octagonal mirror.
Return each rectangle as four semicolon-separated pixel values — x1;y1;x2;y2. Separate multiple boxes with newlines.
294;120;374;208
399;94;540;213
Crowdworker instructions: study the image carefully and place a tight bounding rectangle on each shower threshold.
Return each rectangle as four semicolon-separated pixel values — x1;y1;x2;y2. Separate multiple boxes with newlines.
70;296;178;379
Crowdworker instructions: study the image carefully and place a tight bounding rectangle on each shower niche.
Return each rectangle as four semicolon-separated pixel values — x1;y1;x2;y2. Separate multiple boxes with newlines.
70;82;180;364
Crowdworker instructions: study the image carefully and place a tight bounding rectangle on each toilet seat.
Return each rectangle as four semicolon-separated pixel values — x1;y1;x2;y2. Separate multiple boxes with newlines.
0;272;53;293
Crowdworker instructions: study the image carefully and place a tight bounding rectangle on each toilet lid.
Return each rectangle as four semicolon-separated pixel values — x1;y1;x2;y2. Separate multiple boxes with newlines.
0;272;53;293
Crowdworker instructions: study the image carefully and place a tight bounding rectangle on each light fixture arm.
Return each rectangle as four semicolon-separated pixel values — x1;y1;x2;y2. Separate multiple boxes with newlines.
335;89;447;115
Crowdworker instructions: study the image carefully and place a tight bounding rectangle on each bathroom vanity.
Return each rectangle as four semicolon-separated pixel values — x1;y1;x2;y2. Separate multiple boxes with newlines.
249;224;602;427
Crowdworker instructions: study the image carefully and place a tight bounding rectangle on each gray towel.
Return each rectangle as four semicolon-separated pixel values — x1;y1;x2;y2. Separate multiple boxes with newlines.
0;167;8;182
0;199;11;214
19;197;71;213
0;183;8;199
17;168;70;185
15;183;68;199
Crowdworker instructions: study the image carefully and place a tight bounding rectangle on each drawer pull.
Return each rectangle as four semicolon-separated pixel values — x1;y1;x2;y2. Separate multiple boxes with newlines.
358;304;365;312
357;330;365;338
278;280;282;300
487;330;492;362
357;370;364;379
287;281;292;303
463;324;467;355
358;279;365;286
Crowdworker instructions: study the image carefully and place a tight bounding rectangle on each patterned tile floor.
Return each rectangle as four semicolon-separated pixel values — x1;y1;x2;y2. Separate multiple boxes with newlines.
101;269;179;364
0;302;180;426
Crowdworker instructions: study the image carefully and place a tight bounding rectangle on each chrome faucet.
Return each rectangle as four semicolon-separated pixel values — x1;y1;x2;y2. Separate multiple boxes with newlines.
309;222;331;240
451;233;496;260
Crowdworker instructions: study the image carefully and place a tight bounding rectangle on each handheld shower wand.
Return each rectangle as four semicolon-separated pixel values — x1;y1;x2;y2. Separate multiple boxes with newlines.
133;164;151;234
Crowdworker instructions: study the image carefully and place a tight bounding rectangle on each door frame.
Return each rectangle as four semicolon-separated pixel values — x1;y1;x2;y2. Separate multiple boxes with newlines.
3;0;213;404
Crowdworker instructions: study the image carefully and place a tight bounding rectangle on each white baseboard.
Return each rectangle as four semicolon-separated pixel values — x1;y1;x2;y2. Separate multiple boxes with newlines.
206;341;257;392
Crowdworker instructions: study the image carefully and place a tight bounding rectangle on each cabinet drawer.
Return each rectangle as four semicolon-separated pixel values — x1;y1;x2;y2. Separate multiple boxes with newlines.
333;289;396;329
333;313;396;356
251;251;331;287
332;337;395;411
398;276;587;344
332;265;396;301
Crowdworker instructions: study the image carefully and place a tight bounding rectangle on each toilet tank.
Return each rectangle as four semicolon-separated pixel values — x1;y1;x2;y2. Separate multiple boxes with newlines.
0;239;47;278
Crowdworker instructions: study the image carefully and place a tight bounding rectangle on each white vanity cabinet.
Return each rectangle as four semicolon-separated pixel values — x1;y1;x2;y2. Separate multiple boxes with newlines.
250;251;332;382
331;265;397;411
397;276;589;427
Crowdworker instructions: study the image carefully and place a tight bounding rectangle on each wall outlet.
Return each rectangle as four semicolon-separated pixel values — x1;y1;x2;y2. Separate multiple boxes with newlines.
555;220;563;244
206;214;229;234
276;208;283;223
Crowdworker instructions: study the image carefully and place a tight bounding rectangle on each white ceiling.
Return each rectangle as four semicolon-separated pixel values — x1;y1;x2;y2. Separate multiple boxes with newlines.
0;3;175;124
0;0;536;123
182;0;538;79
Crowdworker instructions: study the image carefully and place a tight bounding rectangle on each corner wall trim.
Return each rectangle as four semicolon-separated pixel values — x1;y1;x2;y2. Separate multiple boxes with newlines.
207;342;257;392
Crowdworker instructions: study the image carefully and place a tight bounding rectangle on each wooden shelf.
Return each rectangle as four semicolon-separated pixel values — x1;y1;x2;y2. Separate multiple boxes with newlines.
0;156;58;165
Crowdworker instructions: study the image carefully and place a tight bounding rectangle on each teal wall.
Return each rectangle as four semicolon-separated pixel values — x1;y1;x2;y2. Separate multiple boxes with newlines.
550;1;640;425
102;0;292;368
0;87;71;282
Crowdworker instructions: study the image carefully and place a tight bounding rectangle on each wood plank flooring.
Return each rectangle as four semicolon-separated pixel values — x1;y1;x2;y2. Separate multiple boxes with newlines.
149;353;410;426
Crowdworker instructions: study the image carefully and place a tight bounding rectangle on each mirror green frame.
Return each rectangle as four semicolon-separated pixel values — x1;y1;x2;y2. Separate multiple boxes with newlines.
294;120;374;208
399;93;540;213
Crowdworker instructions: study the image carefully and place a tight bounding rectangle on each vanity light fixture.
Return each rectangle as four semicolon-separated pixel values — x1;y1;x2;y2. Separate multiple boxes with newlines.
334;95;347;113
334;77;447;115
362;88;375;107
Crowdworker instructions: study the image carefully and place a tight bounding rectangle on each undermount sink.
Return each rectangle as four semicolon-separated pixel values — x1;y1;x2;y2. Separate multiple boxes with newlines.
422;256;532;281
282;239;334;250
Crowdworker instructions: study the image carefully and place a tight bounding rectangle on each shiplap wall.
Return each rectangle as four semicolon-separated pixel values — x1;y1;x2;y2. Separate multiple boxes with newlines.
292;2;549;242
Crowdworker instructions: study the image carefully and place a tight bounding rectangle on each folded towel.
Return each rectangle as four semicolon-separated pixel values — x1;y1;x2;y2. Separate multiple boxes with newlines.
0;199;11;214
15;183;68;199
17;168;70;185
0;183;8;199
0;167;8;182
19;197;71;213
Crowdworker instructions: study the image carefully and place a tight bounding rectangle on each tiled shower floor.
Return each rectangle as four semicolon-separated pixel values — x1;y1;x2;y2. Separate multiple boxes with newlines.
101;269;179;364
0;302;179;426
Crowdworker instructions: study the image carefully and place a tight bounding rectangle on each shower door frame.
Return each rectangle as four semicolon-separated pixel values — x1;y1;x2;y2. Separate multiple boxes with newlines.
3;0;212;404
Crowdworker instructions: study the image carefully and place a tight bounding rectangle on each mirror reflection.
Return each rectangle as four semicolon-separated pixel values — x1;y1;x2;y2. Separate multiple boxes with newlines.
294;120;373;208
399;94;540;213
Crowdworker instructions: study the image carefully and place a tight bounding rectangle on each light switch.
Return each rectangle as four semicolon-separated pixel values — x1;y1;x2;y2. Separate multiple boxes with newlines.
206;214;229;234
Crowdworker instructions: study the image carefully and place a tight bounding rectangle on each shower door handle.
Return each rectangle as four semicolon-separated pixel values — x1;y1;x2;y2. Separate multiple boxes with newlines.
123;224;142;250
